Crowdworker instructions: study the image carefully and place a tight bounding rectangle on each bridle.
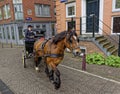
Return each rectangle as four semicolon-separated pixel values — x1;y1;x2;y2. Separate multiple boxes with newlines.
66;31;80;52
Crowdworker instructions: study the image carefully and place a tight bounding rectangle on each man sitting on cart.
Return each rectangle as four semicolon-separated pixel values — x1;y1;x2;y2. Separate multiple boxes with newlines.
25;25;35;55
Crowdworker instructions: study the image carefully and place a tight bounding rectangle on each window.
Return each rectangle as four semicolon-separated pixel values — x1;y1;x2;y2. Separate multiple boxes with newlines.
35;4;50;17
6;27;10;39
113;0;120;12
18;26;24;39
11;26;15;39
13;0;22;4
67;21;76;30
14;4;23;20
66;2;76;17
68;6;75;16
0;8;2;20
112;17;120;33
3;4;11;19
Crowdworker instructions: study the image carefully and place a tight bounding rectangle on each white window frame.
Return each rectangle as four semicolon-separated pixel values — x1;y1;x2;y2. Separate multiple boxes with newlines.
35;4;51;17
0;8;2;20
3;4;11;19
112;0;120;12
66;2;76;18
13;0;22;4
111;16;120;35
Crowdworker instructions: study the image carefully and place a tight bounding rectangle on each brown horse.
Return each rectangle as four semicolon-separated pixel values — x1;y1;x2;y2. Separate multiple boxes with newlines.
34;30;81;89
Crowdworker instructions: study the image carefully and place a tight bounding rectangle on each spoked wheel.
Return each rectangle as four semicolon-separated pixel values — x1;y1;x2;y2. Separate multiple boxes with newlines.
22;50;26;68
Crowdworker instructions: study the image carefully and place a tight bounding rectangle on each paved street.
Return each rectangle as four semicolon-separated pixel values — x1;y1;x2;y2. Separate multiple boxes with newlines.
0;48;120;94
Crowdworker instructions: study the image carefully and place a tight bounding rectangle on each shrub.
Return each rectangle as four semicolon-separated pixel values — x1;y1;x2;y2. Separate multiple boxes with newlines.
86;53;120;68
105;55;120;67
86;53;105;65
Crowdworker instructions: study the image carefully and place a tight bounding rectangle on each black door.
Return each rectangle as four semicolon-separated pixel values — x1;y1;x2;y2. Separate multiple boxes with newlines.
86;0;99;33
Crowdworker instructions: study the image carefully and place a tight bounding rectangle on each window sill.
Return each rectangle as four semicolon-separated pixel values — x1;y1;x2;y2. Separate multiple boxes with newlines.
35;16;51;18
66;15;75;18
112;9;120;12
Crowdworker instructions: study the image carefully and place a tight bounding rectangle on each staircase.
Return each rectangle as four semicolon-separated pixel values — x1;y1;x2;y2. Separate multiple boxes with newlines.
93;35;118;56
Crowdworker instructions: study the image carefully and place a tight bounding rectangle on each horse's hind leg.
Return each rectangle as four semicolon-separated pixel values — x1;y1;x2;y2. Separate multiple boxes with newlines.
34;54;40;72
45;64;49;77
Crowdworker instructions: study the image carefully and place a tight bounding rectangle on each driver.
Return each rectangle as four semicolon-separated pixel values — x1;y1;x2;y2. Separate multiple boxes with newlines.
25;25;35;54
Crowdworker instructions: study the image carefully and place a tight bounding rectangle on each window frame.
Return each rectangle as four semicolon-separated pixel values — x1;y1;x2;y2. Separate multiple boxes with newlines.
14;3;23;20
3;4;11;19
35;4;51;17
66;2;76;18
111;16;120;34
112;0;120;12
0;8;2;20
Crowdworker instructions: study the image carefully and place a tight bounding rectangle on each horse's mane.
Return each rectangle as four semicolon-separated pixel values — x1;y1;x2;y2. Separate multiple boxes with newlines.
52;31;67;44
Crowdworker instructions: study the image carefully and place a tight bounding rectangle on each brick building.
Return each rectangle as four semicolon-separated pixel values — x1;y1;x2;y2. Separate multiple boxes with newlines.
56;0;120;35
0;0;56;44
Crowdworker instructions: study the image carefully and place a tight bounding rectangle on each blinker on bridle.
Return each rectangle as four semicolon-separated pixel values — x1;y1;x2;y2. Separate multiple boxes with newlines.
66;31;79;51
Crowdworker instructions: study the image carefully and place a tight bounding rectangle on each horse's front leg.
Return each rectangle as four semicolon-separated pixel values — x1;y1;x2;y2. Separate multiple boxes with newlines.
50;63;61;90
54;68;61;90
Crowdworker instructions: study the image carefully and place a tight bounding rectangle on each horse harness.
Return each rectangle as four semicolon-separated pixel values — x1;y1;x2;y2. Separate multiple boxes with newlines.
40;38;64;58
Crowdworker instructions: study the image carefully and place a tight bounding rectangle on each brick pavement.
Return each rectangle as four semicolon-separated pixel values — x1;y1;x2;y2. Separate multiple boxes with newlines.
0;43;120;94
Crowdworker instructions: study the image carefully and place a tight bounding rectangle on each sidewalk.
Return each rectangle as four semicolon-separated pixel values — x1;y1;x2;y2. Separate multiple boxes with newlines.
62;52;120;82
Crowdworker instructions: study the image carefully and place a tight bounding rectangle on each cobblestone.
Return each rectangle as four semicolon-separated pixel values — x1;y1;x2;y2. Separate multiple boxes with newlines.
0;48;119;94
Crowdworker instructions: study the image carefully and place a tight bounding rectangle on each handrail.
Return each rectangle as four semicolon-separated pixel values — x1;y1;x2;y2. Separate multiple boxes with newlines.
78;16;118;46
96;17;119;36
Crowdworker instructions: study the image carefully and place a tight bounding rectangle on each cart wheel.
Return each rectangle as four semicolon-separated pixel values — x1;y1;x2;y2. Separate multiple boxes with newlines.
22;51;26;68
22;55;26;68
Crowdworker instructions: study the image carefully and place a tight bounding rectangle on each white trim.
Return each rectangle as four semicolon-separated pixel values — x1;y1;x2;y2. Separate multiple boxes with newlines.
112;0;120;12
66;2;76;18
99;0;104;34
81;0;104;34
81;0;86;34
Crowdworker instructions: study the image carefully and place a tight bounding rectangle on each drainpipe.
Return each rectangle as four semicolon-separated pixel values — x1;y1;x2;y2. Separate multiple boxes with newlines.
118;35;120;57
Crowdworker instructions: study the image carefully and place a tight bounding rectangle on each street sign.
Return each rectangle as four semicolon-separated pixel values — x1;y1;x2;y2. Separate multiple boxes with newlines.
60;0;67;3
26;17;32;21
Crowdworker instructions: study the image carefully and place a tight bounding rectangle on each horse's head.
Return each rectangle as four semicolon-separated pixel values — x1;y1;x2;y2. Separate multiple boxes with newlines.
65;30;81;56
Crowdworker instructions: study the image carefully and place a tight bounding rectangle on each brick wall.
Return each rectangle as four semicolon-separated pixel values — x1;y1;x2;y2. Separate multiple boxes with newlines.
23;0;56;22
103;0;120;34
0;0;56;24
56;0;81;35
56;0;120;35
0;0;14;24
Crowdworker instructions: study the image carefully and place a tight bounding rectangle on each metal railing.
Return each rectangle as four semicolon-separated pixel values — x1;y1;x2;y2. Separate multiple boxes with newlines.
70;15;119;56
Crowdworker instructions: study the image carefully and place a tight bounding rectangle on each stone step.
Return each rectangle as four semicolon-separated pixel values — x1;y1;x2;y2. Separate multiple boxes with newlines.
111;48;118;56
102;42;111;48
106;45;115;51
98;38;107;44
95;35;104;40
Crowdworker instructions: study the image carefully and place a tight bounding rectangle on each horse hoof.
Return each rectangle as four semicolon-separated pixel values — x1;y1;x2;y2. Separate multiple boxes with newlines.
54;85;60;90
54;82;60;90
50;80;54;84
35;67;40;72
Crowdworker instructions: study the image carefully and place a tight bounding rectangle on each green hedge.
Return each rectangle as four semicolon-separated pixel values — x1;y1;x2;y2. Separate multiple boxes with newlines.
86;53;120;68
